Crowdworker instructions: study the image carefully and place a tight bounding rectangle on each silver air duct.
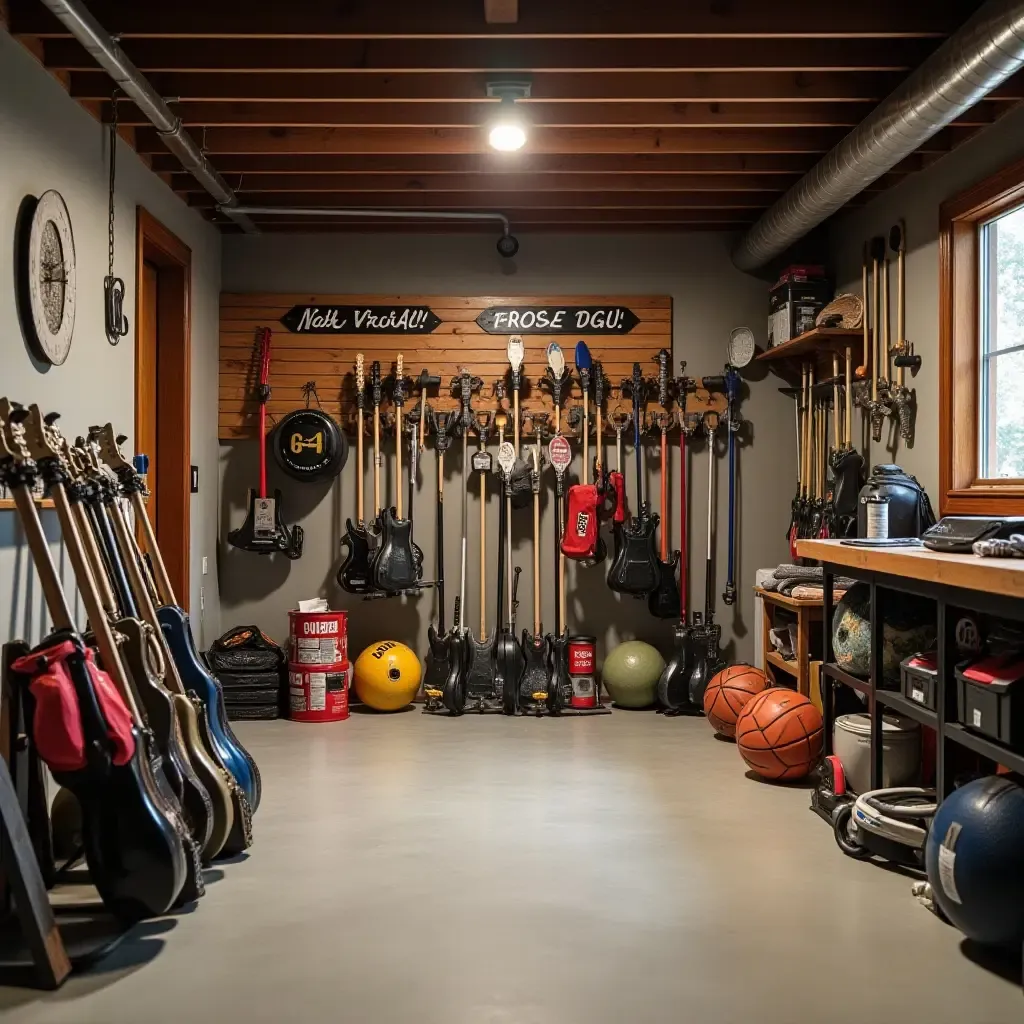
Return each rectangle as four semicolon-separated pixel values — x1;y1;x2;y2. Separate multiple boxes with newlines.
732;0;1024;271
37;0;257;233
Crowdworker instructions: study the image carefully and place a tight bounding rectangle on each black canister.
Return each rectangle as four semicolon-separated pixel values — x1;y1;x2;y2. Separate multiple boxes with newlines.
856;465;936;538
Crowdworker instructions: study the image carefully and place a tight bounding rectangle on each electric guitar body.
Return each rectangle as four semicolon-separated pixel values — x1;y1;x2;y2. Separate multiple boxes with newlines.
648;549;681;619
548;628;570;711
519;631;552;711
687;615;725;709
372;506;419;593
441;627;468;715
607;511;661;596
657;619;694;712
423;624;451;704
337;518;372;593
465;628;496;703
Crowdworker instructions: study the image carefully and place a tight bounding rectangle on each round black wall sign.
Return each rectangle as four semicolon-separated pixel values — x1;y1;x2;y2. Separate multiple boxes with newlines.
271;409;348;482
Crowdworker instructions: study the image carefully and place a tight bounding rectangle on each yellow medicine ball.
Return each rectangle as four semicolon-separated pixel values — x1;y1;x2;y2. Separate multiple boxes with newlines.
353;641;422;711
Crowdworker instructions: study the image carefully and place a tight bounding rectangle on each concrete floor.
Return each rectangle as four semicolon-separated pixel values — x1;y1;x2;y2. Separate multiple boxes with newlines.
1;712;1020;1023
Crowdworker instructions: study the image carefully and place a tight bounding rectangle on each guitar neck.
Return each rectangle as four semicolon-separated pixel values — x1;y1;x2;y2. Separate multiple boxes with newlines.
395;403;403;519
356;408;364;523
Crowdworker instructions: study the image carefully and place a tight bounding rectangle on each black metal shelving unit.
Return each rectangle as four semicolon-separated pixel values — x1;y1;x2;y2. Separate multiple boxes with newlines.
820;561;1024;800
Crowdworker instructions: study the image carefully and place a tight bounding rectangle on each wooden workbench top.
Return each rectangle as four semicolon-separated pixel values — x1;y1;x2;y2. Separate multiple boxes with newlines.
796;538;1024;601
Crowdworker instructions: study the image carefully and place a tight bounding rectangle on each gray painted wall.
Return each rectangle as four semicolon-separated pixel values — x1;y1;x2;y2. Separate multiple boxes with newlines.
220;231;793;668
828;103;1024;501
0;33;223;650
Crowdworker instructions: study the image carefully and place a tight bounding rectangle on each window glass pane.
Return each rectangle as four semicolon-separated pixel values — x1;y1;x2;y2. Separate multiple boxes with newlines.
979;203;1024;477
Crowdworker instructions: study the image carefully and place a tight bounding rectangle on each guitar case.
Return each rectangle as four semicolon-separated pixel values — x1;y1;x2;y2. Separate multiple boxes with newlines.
271;408;348;482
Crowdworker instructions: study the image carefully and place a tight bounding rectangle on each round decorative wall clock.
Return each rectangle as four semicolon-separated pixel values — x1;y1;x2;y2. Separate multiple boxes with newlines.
20;189;77;365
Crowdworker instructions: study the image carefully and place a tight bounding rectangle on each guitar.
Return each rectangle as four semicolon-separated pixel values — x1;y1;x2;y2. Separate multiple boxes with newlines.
830;346;863;537
648;349;681;618
2;402;190;920
441;596;468;715
494;438;524;715
547;431;574;712
68;436;223;864
607;363;660;597
97;425;261;816
608;411;630;564
687;413;726;707
519;441;553;712
363;359;385;581
422;411;454;709
506;336;532;510
338;354;371;592
465;410;497;705
373;355;420;593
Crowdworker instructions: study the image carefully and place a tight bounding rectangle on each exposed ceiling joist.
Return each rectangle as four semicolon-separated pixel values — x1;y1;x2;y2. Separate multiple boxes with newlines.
7;0;978;38
484;0;517;25
43;36;938;72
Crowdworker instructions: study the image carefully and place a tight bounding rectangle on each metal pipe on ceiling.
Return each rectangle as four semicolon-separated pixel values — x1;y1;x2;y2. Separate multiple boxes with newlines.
36;0;257;233
732;0;1024;272
226;206;513;236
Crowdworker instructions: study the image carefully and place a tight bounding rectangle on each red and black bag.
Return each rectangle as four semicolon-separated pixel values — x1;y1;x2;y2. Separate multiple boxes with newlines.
561;484;600;560
11;631;135;775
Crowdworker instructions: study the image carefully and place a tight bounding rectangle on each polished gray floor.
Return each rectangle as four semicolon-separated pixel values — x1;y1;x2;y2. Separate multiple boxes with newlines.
2;713;1020;1023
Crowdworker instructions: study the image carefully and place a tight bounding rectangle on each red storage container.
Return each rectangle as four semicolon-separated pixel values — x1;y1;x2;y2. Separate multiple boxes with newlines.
288;609;348;668
288;662;350;723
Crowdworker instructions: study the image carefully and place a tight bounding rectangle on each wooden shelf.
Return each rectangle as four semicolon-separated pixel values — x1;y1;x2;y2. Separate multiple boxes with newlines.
0;498;54;511
765;650;798;677
757;327;871;384
755;586;825;610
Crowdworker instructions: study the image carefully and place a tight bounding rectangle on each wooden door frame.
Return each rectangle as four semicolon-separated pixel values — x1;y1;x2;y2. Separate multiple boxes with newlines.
135;206;192;609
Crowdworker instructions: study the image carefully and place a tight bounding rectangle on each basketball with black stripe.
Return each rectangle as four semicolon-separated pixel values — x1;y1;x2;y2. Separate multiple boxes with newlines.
735;688;824;780
703;664;767;738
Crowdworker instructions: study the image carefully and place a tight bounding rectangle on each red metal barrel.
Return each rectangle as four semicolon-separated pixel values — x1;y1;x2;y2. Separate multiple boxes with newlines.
288;663;350;723
568;635;598;708
288;609;348;669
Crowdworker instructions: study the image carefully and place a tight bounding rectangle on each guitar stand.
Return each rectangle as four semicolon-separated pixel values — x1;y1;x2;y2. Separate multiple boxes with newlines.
0;644;131;989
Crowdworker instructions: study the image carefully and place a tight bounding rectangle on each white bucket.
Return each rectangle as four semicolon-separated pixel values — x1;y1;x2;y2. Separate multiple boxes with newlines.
833;712;921;794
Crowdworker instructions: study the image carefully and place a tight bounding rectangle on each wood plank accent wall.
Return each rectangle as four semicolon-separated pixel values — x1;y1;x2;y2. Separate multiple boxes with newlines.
219;293;723;440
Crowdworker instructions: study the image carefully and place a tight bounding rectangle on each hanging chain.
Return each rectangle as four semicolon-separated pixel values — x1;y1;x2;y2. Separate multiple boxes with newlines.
108;91;117;281
301;381;322;409
104;91;129;345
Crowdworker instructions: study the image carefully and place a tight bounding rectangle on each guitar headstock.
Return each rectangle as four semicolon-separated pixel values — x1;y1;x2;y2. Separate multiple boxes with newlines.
96;423;133;474
656;348;670;408
392;354;407;407
0;399;31;464
507;335;525;390
20;406;63;463
354;354;365;411
497;440;515;481
574;341;592;394
544;343;569;407
370;360;382;408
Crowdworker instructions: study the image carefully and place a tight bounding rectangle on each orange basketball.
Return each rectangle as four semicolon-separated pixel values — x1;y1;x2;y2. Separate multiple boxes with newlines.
703;665;768;738
735;688;823;781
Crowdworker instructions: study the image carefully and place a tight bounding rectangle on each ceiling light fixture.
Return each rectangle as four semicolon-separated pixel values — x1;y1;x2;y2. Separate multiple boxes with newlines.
486;79;531;153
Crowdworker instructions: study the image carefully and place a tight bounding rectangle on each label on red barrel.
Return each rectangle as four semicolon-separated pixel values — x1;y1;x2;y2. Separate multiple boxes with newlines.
570;674;597;708
568;636;596;676
288;664;349;721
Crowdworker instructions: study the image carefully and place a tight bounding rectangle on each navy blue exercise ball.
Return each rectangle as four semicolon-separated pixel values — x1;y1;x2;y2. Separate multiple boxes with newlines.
925;775;1024;947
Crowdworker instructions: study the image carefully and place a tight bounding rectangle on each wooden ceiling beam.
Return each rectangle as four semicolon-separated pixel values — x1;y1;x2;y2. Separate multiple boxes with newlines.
133;125;852;155
42;36;937;73
188;189;781;210
171;170;913;194
69;69;922;103
7;0;977;38
110;98;1001;130
149;151;919;176
173;171;802;193
484;0;518;25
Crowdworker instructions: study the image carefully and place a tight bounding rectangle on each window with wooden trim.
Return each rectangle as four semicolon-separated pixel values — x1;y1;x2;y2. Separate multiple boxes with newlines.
940;155;1024;515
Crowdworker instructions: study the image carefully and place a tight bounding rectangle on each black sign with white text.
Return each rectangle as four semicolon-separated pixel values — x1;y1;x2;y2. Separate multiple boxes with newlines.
475;305;641;335
280;305;442;334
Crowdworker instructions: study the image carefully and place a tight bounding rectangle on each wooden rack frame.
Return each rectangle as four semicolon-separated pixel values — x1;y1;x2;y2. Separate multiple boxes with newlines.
219;293;725;440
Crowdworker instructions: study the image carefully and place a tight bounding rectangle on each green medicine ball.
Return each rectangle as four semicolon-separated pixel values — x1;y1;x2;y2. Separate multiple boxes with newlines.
602;641;666;708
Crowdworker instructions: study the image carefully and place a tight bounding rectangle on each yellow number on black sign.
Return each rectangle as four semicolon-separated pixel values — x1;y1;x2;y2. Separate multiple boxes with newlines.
291;431;324;455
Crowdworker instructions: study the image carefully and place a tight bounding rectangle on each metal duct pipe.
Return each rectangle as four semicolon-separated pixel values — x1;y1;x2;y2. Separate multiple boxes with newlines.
226;206;513;236
732;0;1024;271
37;0;256;233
